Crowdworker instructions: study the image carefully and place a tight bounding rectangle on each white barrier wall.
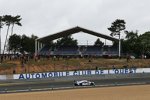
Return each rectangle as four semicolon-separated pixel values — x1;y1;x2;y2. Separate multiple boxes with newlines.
0;68;150;80
0;75;6;80
136;68;150;73
13;68;150;80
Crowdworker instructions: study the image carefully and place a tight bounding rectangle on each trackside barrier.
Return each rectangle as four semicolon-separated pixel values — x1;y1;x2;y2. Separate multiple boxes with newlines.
0;75;6;80
0;68;150;81
1;73;150;84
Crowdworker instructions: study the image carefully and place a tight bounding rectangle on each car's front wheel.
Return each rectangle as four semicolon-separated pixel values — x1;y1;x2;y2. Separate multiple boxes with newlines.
74;84;77;86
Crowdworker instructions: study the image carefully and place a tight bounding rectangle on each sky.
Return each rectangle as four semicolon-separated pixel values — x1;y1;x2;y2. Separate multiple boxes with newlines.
0;0;150;48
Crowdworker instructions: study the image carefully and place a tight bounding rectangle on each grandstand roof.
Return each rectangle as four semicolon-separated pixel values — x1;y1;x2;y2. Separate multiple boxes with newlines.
37;26;119;44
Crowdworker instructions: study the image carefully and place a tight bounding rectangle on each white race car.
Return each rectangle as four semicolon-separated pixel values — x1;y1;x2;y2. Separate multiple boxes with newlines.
74;80;95;86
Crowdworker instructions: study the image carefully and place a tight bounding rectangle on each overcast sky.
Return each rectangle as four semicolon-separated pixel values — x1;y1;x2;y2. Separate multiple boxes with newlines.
0;0;150;47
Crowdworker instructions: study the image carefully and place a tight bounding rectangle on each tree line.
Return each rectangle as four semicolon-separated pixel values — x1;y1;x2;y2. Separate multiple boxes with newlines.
8;19;150;58
108;19;150;58
1;15;150;58
8;34;38;54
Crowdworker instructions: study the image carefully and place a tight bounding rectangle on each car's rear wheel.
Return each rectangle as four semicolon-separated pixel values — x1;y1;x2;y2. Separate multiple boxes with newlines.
80;83;82;86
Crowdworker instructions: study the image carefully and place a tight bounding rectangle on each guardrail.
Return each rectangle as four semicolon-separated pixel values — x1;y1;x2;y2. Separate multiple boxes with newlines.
1;73;150;83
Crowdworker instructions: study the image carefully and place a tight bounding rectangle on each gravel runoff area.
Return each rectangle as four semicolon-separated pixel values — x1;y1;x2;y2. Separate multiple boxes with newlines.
0;85;150;100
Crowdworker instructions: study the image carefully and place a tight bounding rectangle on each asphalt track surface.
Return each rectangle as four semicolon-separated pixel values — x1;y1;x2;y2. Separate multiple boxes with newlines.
1;77;150;93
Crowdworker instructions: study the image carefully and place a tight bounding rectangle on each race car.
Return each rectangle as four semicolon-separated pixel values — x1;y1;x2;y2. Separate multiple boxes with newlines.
74;80;95;86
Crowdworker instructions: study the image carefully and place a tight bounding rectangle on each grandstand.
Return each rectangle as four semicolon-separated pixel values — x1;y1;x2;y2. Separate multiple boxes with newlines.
53;46;79;56
39;45;118;57
36;26;119;57
83;46;102;56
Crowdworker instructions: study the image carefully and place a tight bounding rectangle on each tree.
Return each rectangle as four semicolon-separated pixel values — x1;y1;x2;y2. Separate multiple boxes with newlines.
20;34;38;53
108;19;126;57
20;35;30;53
123;31;139;54
8;34;21;53
0;16;4;54
3;15;13;54
10;15;22;35
94;38;104;47
56;35;78;46
2;15;22;54
31;34;38;40
28;34;38;53
138;32;150;57
122;31;150;58
8;34;38;54
125;30;138;40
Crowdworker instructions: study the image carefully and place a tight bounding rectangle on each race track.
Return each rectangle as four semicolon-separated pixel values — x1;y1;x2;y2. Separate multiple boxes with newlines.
0;77;150;93
1;85;150;100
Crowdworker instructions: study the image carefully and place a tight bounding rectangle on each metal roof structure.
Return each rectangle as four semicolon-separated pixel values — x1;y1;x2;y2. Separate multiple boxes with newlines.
37;26;119;44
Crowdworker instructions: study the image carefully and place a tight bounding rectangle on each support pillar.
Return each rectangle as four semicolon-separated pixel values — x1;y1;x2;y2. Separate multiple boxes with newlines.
40;43;42;50
35;39;37;55
118;33;121;58
38;41;40;53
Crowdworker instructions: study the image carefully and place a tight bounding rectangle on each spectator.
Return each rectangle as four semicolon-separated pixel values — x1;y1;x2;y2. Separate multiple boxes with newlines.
126;54;130;62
